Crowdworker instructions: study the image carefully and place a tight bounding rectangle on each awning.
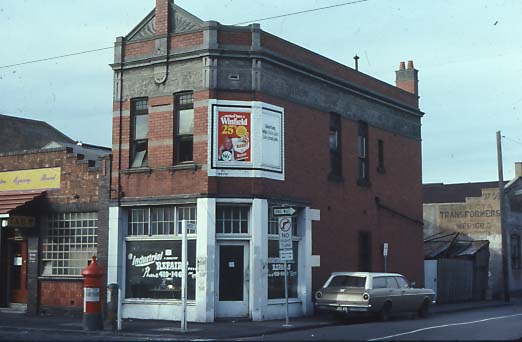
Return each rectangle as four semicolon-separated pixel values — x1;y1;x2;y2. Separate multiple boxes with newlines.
0;191;46;215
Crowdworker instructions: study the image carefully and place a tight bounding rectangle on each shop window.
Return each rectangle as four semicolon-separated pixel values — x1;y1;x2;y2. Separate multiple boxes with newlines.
125;240;196;300
358;231;371;272
268;240;298;299
174;92;194;163
128;206;196;236
41;212;98;276
130;98;148;168
512;233;521;270
329;113;342;179
216;206;249;234
357;121;369;185
377;139;385;173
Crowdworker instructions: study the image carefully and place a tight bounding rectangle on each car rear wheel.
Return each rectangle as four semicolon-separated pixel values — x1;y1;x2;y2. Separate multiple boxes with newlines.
418;299;431;318
379;302;392;321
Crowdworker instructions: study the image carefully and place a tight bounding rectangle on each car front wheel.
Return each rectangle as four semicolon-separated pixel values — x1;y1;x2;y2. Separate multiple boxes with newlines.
418;299;431;318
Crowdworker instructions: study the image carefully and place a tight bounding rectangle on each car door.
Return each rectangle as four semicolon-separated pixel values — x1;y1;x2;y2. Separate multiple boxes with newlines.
395;276;420;311
385;276;403;312
370;276;388;311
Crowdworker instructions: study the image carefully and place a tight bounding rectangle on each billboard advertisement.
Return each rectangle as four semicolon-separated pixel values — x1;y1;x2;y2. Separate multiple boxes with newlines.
209;100;284;181
217;111;251;163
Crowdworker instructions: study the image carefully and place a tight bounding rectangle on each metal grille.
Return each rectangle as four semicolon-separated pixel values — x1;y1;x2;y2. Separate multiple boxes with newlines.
128;206;196;236
41;212;98;276
216;206;249;234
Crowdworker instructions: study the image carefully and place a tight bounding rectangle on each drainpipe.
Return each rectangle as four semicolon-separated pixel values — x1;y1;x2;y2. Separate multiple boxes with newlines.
117;37;125;207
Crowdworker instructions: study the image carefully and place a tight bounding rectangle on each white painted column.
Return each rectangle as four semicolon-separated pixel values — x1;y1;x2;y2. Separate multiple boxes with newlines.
299;207;319;316
107;206;127;286
251;198;268;321
195;198;216;322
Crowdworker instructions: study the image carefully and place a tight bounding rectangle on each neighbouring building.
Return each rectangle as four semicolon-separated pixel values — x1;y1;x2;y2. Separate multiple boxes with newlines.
0;114;111;315
424;231;490;303
108;0;425;322
423;163;522;299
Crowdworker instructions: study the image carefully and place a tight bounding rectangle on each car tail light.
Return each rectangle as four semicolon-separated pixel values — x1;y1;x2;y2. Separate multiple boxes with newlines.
363;293;369;301
315;291;323;299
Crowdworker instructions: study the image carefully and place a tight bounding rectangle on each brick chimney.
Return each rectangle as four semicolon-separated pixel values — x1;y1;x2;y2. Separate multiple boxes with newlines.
516;162;522;178
155;0;171;35
396;60;419;97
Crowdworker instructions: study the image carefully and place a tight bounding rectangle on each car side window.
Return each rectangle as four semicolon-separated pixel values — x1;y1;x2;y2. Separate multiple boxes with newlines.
372;277;386;289
395;277;409;289
385;276;399;289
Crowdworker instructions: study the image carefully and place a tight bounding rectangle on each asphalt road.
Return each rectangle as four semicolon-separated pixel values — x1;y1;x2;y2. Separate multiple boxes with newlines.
239;304;522;341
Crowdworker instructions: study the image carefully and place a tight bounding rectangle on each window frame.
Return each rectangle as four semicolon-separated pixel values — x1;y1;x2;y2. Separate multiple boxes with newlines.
127;205;197;237
357;121;370;186
377;139;385;173
130;98;149;168
174;91;194;164
40;212;98;277
215;205;250;235
328;113;342;180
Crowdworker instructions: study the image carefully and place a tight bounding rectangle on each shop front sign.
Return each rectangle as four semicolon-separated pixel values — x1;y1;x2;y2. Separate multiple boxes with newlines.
0;167;60;192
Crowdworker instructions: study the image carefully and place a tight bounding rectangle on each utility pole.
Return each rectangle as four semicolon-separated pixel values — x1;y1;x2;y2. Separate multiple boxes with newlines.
496;131;510;302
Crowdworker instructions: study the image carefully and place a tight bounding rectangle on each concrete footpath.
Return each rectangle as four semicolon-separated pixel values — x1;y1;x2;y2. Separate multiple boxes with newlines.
0;299;514;341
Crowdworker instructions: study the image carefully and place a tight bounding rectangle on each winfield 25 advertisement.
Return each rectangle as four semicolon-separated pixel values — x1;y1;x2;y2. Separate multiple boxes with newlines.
217;111;251;162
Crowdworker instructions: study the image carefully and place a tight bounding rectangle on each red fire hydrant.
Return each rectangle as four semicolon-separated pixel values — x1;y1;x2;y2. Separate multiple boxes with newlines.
82;256;104;330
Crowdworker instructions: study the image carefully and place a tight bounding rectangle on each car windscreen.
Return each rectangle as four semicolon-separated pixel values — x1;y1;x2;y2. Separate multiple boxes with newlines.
327;276;366;288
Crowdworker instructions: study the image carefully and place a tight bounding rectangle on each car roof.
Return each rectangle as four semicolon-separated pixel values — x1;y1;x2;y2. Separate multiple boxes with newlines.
329;272;404;277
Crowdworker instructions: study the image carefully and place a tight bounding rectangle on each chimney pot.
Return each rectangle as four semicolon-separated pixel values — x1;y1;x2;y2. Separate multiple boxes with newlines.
407;60;414;70
399;61;405;70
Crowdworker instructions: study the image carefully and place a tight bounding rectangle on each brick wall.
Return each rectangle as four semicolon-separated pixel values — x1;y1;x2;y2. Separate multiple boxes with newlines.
170;32;204;50
0;149;104;204
124;40;154;58
218;30;252;46
39;280;83;308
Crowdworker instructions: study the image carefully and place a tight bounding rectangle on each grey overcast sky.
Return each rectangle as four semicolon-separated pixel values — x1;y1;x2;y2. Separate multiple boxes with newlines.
0;0;521;184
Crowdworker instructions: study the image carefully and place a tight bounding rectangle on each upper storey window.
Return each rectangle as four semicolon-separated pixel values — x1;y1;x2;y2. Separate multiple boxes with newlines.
131;98;148;168
329;113;342;179
357;121;369;185
175;92;194;163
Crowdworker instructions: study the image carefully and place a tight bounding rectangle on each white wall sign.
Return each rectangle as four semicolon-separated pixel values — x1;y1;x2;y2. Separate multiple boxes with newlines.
208;100;284;181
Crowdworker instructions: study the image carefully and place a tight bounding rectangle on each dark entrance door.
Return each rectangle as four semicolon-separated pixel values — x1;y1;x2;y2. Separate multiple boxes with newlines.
9;240;28;303
219;245;244;301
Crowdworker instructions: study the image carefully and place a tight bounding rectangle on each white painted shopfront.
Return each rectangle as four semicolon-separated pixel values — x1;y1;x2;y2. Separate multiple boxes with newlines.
107;198;319;322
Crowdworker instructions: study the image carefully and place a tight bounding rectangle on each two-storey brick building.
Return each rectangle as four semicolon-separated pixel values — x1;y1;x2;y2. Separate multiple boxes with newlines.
108;0;425;322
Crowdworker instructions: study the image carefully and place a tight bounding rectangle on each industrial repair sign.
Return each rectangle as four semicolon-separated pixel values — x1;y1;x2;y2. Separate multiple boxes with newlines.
0;167;60;192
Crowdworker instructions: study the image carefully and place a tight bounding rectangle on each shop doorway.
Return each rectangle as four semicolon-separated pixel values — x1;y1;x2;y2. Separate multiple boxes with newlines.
9;240;28;304
215;242;249;318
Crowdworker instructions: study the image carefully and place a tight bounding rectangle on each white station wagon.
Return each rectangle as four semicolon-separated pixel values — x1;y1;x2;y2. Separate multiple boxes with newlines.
314;272;436;320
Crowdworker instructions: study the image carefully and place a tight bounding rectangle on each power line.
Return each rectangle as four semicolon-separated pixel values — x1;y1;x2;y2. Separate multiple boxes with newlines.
233;0;369;25
0;0;370;70
0;47;113;70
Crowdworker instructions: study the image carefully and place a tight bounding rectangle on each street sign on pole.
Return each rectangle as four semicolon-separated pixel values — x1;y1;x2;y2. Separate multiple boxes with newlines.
181;220;188;333
273;206;296;217
278;217;293;251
